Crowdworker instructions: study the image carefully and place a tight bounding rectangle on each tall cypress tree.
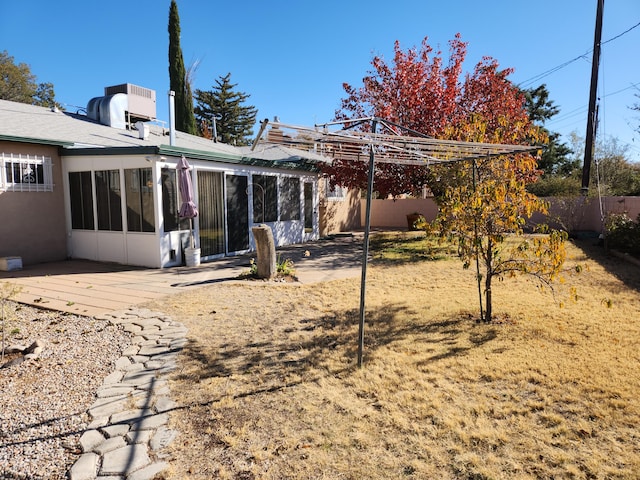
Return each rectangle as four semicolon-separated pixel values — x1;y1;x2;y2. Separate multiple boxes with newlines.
168;1;196;135
194;73;258;146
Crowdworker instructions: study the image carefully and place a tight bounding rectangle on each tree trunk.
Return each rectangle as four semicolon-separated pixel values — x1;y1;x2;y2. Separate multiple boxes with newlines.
251;225;276;279
484;272;492;322
483;237;493;322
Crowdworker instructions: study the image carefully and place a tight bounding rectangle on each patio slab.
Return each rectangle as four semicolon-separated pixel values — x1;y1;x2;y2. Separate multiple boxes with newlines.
0;235;364;316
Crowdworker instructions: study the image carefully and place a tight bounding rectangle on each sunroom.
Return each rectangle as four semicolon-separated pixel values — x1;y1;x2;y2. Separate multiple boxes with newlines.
62;145;322;268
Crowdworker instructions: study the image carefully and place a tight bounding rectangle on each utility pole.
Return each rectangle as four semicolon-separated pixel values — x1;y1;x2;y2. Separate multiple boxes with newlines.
581;0;605;195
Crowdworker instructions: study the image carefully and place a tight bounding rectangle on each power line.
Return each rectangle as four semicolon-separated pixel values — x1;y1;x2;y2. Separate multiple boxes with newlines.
519;54;590;88
546;80;640;130
601;19;640;46
550;104;589;122
518;19;640;89
604;81;640;98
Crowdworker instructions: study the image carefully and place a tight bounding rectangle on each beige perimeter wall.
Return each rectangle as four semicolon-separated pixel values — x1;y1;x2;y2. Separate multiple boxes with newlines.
0;142;67;265
357;196;640;233
538;196;640;232
360;198;439;229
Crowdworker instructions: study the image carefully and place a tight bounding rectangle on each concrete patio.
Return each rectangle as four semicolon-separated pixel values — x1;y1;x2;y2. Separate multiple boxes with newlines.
0;235;364;317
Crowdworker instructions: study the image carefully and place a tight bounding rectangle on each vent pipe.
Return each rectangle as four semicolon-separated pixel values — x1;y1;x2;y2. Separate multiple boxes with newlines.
135;121;149;140
168;90;176;146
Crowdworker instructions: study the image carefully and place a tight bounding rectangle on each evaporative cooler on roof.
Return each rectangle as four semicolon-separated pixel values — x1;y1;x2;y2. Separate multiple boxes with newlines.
104;83;157;123
87;83;157;130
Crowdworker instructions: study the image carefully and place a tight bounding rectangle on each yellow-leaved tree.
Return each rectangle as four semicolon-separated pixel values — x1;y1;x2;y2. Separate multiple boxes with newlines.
332;34;569;321
435;151;568;322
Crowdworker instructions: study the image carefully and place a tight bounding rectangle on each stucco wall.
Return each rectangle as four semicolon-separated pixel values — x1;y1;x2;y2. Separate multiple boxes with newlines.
358;196;640;233
0;142;67;265
319;181;361;236
534;196;640;233
360;198;439;229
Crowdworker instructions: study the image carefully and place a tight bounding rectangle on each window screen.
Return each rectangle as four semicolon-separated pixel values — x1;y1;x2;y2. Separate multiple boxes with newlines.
161;168;180;232
69;171;94;230
280;177;300;221
125;168;155;232
95;170;122;231
251;174;277;223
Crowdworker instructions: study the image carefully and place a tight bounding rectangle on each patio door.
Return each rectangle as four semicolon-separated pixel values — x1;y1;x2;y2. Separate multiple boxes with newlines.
197;171;225;258
225;174;249;254
303;181;314;240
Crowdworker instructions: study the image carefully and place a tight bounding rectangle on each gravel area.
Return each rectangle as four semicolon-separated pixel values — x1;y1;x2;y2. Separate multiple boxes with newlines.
0;301;131;480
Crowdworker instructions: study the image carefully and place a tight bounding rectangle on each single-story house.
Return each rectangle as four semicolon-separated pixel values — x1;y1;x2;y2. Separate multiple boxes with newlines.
0;84;356;268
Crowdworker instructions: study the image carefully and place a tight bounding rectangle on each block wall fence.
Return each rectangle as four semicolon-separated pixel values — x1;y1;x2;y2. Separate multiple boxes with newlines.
360;197;640;233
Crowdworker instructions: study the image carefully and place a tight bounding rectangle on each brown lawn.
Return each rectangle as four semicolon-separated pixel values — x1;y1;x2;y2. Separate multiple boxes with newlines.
143;234;640;480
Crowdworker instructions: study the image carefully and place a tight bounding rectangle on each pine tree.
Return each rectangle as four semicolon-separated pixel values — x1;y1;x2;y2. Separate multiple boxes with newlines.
523;85;574;176
168;1;196;135
194;73;258;146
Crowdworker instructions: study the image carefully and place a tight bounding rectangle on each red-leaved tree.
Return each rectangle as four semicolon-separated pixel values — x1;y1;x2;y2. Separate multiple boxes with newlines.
323;34;540;198
324;34;568;322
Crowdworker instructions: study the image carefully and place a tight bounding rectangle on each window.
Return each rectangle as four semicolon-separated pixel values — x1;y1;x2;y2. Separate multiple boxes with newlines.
279;177;300;221
326;182;346;200
1;153;53;192
161;168;178;232
251;174;277;222
69;171;94;230
95;170;122;231
125;168;155;232
304;182;313;231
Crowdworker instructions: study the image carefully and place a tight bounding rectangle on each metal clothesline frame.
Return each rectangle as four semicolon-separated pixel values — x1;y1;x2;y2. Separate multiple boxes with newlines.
252;117;542;367
253;117;538;166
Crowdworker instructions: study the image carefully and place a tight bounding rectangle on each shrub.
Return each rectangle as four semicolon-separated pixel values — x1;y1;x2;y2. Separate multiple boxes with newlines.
605;213;640;256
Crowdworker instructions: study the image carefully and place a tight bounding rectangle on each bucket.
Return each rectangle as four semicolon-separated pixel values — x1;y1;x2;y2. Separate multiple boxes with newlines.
185;247;201;267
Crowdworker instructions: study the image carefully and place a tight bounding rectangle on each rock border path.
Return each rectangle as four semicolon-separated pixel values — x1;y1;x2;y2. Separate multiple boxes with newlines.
68;308;187;480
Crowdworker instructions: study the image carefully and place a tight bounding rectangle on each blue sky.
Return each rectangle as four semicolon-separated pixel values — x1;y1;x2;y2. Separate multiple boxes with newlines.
2;1;639;160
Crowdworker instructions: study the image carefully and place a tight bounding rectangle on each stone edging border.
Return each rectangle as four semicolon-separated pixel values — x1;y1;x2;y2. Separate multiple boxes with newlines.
68;308;187;480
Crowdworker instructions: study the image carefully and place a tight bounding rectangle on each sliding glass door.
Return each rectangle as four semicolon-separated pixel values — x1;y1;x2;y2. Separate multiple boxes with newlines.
225;174;249;253
197;171;225;257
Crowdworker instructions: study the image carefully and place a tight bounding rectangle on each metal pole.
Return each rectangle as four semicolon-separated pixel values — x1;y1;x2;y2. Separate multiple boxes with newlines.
212;114;222;143
168;91;176;147
581;0;604;194
472;159;484;322
251;119;270;151
357;119;377;368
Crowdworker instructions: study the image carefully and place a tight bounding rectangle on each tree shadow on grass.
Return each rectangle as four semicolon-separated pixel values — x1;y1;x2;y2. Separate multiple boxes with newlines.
172;304;499;406
366;310;497;363
368;233;457;266
572;239;640;293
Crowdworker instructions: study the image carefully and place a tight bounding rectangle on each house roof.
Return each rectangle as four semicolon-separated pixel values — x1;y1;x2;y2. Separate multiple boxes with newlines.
0;100;323;172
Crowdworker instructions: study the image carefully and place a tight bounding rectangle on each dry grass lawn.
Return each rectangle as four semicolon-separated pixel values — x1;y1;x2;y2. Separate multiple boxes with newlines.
143;234;640;480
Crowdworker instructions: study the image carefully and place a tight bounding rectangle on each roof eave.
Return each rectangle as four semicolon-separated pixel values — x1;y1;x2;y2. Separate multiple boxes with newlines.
59;144;321;172
0;134;73;148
